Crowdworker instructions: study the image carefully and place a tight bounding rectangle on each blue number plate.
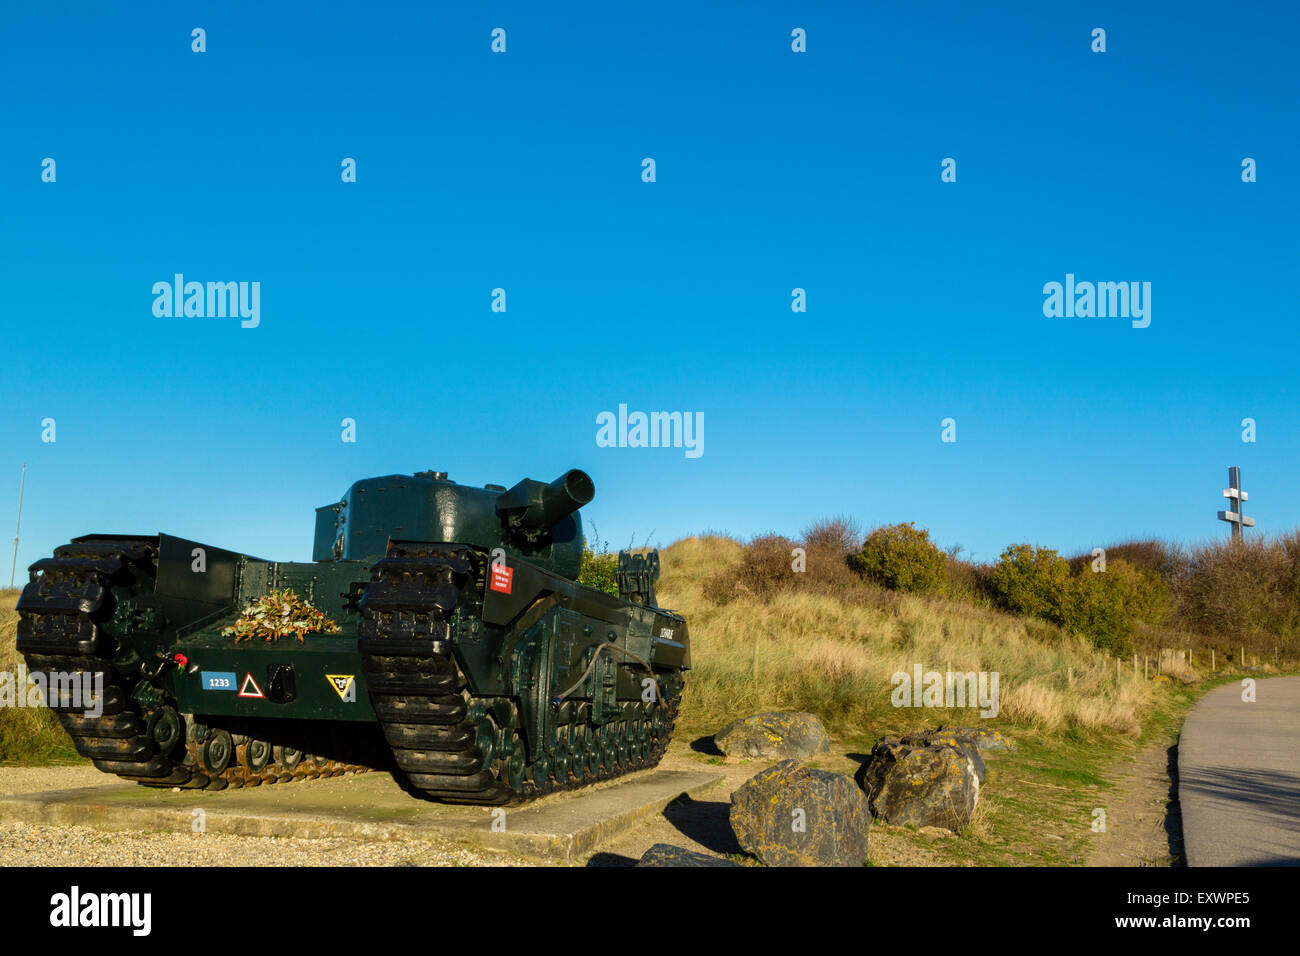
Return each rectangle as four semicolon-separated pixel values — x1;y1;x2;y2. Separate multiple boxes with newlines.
201;671;238;691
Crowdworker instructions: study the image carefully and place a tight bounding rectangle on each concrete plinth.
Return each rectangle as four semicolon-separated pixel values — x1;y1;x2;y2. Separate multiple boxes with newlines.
0;768;725;863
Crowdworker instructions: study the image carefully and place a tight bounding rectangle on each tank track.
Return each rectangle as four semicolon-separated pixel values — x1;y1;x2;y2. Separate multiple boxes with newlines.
16;536;366;790
359;543;681;805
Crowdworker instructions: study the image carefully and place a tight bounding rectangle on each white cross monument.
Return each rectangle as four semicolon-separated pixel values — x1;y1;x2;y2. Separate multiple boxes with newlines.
1216;466;1255;542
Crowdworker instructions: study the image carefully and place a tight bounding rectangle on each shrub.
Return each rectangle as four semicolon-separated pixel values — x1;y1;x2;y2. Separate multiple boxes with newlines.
945;557;998;607
702;534;799;604
852;522;948;594
992;544;1071;625
801;516;862;556
579;538;619;595
800;541;866;598
1067;539;1189;584
1172;536;1300;644
996;546;1168;656
1065;563;1139;656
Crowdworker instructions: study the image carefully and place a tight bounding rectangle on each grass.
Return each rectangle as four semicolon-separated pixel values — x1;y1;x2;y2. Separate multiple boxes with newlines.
0;588;81;764
658;535;1171;743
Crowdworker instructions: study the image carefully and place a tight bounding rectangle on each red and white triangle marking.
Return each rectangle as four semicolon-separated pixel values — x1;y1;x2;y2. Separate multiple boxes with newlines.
238;673;265;699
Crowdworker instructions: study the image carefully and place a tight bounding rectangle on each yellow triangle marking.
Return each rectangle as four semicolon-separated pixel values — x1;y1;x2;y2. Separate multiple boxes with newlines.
326;674;355;700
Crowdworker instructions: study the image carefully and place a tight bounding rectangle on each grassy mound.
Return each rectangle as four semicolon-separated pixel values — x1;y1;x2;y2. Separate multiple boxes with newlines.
656;536;1158;743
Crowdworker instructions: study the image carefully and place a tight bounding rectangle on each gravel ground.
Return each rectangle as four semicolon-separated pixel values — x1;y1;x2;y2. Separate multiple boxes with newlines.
0;765;529;867
0;821;527;867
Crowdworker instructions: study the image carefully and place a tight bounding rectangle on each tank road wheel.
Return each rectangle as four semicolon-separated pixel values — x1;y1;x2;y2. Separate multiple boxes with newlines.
572;723;587;764
601;726;618;773
201;729;233;775
501;754;525;792
585;722;603;777
623;736;636;767
579;728;598;780
606;740;620;774
542;728;564;786
473;717;497;772
501;733;527;793
553;751;571;782
570;725;585;779
242;739;272;774
275;745;304;771
625;719;640;764
145;706;182;756
529;755;552;792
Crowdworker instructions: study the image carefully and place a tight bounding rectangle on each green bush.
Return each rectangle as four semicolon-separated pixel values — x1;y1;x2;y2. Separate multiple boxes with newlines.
992;544;1072;624
995;546;1169;656
579;539;618;595
1065;563;1137;656
852;523;947;595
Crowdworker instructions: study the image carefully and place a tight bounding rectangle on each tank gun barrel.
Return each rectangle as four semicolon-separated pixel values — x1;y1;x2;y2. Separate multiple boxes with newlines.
496;469;595;536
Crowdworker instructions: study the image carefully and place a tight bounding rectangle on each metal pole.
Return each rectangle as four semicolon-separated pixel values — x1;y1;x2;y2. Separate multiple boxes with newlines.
9;463;26;589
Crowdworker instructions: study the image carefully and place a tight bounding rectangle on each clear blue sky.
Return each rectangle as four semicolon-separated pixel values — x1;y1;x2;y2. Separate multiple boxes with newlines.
2;1;1297;578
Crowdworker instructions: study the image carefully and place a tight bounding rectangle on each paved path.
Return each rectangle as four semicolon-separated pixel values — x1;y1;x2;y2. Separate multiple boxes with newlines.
1179;675;1300;866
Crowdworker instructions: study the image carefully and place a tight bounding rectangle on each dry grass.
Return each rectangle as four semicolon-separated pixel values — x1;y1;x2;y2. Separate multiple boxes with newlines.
0;588;78;763
959;788;1002;843
658;535;1160;743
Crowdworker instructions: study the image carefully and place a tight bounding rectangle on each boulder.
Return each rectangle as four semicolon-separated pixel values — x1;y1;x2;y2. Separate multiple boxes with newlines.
900;730;987;783
934;725;1015;752
714;711;831;760
857;737;979;832
635;843;740;867
730;759;870;866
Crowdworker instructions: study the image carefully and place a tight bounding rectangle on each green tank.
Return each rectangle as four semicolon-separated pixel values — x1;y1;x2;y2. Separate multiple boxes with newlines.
15;469;689;804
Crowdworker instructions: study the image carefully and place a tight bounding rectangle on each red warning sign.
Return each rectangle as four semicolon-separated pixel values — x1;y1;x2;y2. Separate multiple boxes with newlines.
238;673;265;699
490;564;514;594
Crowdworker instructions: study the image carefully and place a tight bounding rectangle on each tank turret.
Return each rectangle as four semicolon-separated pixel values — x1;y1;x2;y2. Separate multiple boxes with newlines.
313;469;594;579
